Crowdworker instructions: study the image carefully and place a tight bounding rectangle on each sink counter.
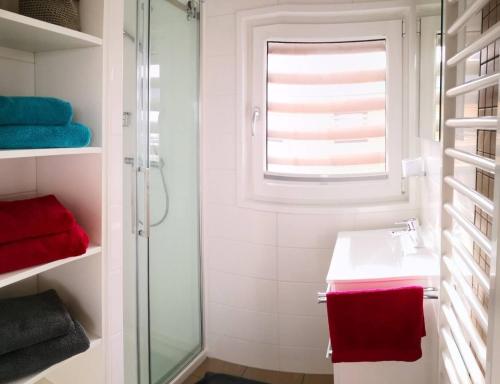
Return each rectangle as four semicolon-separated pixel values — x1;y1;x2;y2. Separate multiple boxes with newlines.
327;228;440;290
325;228;439;384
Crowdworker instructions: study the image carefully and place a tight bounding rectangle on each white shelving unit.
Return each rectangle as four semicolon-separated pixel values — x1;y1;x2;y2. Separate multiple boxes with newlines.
0;0;110;383
0;245;101;289
0;9;102;52
0;147;102;160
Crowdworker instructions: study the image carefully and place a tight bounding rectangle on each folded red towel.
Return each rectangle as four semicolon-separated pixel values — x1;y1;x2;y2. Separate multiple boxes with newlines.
0;223;89;274
0;195;75;245
326;286;425;363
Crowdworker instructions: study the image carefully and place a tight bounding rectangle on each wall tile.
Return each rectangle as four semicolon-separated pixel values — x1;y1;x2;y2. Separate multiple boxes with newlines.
207;237;277;279
279;346;332;374
277;213;355;248
353;209;419;231
208;303;279;344
204;132;236;170
278;247;331;283
204;169;237;205
204;0;278;17
208;270;278;313
204;94;237;135
205;15;237;56
278;281;327;317
204;55;236;96
205;204;277;245
278;315;329;348
208;332;280;370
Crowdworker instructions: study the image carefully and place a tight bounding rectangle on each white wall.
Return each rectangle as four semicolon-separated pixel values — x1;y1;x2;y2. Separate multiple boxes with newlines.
201;0;422;374
419;139;442;254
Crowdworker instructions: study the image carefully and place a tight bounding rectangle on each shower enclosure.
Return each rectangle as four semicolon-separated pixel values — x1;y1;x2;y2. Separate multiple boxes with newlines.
123;0;202;383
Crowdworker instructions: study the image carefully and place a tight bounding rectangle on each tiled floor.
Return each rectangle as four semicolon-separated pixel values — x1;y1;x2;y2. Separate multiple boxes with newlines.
183;358;333;384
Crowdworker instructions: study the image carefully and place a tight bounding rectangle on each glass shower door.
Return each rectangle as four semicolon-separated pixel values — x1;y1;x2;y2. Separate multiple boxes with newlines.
136;0;202;383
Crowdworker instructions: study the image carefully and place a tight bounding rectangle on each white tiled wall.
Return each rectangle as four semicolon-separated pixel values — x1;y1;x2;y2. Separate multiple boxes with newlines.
419;138;442;254
201;0;420;374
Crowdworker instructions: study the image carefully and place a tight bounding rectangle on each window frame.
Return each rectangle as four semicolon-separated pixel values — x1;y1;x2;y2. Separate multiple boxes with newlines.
237;11;408;207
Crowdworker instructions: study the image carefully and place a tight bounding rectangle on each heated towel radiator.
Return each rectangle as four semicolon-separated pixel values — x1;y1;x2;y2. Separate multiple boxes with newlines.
442;1;500;383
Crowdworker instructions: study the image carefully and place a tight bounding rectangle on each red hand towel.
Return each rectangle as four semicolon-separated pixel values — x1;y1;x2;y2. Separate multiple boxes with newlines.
0;223;89;274
326;286;425;363
0;195;76;245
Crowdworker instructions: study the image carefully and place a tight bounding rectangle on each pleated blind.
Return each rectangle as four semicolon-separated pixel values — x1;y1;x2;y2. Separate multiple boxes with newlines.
266;40;388;177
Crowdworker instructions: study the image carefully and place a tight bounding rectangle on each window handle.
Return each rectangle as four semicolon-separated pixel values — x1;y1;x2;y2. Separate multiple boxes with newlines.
251;107;260;137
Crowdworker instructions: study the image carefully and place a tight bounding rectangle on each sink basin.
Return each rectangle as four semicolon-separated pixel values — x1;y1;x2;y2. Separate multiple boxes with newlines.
327;228;440;290
326;228;440;384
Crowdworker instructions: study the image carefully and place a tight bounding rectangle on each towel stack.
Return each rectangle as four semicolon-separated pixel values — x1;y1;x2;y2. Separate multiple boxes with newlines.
0;290;90;382
0;96;92;149
0;195;90;274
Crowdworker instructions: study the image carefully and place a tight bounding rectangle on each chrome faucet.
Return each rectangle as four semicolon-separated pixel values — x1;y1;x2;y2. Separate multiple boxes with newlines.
391;218;424;248
392;218;418;234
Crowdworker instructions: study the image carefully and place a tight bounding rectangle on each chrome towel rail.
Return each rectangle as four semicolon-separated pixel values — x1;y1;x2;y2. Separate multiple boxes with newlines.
444;204;493;256
443;256;488;331
446;73;500;97
444;148;496;173
444;176;495;216
442;281;487;369
447;23;500;66
446;117;498;129
442;327;472;384
443;230;490;292
447;0;489;35
317;287;439;303
442;305;485;384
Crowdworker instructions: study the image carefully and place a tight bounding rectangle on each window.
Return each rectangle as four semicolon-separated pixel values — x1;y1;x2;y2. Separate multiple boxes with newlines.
266;40;387;178
238;15;406;206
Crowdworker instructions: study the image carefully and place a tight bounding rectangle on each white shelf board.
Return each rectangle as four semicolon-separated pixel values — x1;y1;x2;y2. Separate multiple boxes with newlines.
0;147;102;160
8;334;101;384
0;245;101;289
0;9;102;52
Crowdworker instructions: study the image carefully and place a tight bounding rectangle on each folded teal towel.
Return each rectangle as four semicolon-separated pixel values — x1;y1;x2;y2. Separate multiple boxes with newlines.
0;97;73;126
0;123;92;149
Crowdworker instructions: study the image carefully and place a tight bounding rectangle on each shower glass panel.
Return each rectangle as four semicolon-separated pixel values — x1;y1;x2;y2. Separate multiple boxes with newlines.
125;0;202;383
146;0;202;383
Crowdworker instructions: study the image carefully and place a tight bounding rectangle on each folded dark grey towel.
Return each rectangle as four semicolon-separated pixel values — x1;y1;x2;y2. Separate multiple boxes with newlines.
0;290;73;355
0;320;90;383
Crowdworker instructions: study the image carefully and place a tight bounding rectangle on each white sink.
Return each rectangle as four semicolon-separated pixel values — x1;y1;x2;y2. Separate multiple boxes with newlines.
327;228;440;290
326;228;440;384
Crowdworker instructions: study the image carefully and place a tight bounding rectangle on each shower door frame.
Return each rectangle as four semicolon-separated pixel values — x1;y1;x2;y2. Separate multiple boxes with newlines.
134;0;205;383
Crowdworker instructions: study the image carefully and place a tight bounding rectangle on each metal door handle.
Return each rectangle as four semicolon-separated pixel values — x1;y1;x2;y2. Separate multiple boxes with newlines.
138;166;150;238
124;157;136;234
251;107;260;137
